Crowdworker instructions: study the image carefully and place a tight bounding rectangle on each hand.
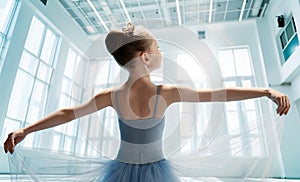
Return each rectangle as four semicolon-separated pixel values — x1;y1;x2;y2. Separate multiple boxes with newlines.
268;89;290;116
4;129;27;154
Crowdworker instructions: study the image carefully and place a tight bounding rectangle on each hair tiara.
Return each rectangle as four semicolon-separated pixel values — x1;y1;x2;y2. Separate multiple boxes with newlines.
122;22;135;34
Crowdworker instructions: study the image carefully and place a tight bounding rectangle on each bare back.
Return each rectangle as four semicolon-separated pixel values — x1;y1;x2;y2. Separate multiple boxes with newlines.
113;84;168;120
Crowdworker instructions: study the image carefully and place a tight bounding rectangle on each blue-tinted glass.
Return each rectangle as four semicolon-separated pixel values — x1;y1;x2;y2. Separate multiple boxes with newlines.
283;34;299;60
280;32;287;49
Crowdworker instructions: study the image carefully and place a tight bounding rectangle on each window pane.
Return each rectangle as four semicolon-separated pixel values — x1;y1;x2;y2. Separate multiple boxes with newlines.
95;61;110;85
41;29;57;64
280;32;287;49
218;50;236;77
226;112;240;135
244;100;255;110
7;71;34;120
62;77;72;94
59;94;70;108
22;132;35;147
26;81;48;124
108;60;122;83
19;51;38;74
224;81;236;87
251;137;262;156
65;49;77;79
65;121;77;136
247;111;259;134
37;61;52;83
55;125;66;133
177;53;205;81
226;102;238;111
24;17;45;56
242;80;252;87
0;0;15;33
1;118;20;143
52;135;61;151
286;21;295;41
64;136;73;153
234;49;252;76
75;138;86;156
283;34;299;60
230;137;242;156
72;83;82;99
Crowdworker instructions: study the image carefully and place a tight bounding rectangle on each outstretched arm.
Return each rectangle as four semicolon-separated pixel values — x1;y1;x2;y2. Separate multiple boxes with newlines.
4;88;113;154
162;85;290;115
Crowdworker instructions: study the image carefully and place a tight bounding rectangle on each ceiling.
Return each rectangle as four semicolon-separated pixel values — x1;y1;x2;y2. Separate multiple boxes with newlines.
58;0;270;36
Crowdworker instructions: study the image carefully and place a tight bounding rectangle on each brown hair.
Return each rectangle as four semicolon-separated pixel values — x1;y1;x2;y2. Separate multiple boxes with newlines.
105;23;155;67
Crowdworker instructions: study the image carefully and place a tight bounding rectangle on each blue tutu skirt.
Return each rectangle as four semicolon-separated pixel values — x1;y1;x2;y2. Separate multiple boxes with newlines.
98;159;180;182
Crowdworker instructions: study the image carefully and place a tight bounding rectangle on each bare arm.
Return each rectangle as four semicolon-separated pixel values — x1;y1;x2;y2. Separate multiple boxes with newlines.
162;85;290;115
4;88;113;154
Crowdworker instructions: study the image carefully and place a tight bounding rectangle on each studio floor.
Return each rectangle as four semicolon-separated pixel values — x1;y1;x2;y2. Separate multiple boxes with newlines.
0;175;299;182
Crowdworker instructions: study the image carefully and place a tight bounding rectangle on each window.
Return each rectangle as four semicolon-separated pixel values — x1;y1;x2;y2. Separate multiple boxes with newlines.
176;53;209;154
92;57;121;157
0;0;19;71
278;16;299;63
1;16;59;148
53;48;84;154
218;47;264;157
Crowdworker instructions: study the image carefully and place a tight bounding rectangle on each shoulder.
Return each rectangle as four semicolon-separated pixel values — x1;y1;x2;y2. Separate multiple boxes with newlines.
93;87;115;108
158;84;180;105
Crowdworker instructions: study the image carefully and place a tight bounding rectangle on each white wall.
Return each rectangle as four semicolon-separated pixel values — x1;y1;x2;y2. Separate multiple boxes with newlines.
256;0;300;178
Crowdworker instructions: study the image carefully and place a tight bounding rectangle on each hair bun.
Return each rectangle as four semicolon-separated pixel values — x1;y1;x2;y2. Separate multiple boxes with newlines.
105;30;123;54
105;23;136;54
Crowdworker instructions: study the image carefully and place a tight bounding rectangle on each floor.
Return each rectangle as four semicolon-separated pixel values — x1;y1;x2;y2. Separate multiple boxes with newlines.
0;175;299;182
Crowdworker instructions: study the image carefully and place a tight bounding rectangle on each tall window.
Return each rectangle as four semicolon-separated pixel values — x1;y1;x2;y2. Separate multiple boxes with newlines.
176;53;209;153
93;57;121;157
278;16;299;63
52;48;84;154
1;16;59;148
0;0;19;71
218;47;263;157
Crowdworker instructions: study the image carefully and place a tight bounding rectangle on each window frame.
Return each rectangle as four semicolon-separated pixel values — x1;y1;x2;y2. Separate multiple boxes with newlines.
276;14;299;64
2;15;60;149
218;46;266;158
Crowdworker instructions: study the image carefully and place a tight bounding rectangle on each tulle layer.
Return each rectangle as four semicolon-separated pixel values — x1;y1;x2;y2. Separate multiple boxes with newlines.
98;159;180;182
7;112;285;181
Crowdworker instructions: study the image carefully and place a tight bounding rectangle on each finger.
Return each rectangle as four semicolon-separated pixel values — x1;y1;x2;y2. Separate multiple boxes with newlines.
284;96;290;115
10;134;15;148
5;134;15;154
276;98;281;114
278;97;285;116
279;96;286;115
282;96;290;115
4;142;7;153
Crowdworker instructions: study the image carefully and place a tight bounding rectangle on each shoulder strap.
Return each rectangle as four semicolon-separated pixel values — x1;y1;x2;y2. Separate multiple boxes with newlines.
153;86;161;118
114;91;121;116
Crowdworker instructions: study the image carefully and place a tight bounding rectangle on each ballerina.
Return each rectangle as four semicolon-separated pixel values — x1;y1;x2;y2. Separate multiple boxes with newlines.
4;23;290;181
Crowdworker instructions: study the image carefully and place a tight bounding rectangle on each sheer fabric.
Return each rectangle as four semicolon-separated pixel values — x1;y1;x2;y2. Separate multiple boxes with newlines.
8;109;284;181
